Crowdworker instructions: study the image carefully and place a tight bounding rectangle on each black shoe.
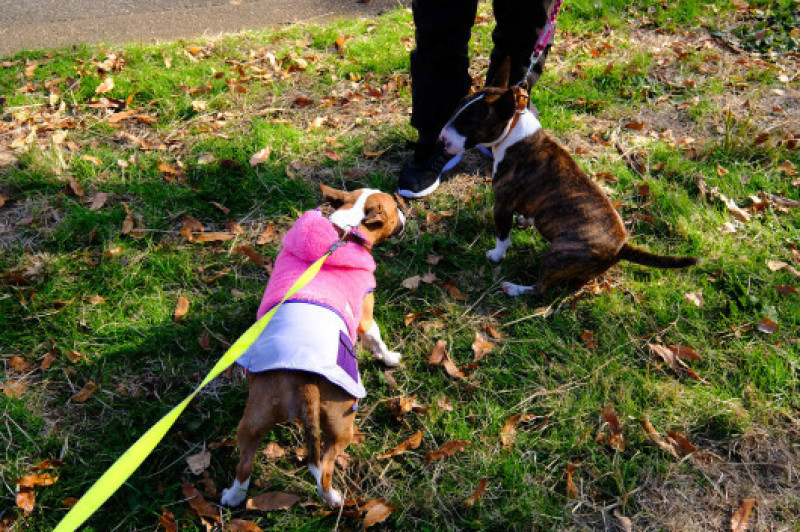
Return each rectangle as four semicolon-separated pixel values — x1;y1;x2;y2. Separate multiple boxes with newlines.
396;144;460;199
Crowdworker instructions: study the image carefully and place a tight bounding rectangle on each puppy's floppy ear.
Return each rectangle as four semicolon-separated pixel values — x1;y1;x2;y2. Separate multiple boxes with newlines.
362;203;386;228
320;183;349;208
486;56;511;89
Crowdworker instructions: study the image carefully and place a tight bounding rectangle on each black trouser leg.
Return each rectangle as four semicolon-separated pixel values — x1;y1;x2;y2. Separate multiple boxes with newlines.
486;0;554;88
410;0;479;151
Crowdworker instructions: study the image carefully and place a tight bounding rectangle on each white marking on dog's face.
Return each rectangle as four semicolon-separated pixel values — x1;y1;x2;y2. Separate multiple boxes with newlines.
439;94;485;155
328;189;380;230
440;124;467;155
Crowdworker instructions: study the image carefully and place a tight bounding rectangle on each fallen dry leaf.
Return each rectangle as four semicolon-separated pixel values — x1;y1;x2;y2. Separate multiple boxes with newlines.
667;344;701;361
471;331;494;362
174;296;190;322
581;329;598;349
363;499;394;529
439;281;467;300
731;498;757;532
256;223;276;245
66;176;84;197
613;509;633;532
401;275;421;290
249;146;273;166
465;478;488;506
426;253;442;265
16;486;35;515
245;491;300;511
428;339;447;366
9;356;31;372
158;509;178;532
756;317;779;334
3;379;28;399
62;497;79;508
598;403;625;451
425;440;470;463
261;442;286;461
193;232;235;243
14;472;58;488
64;350;85;363
775;284;799;296
235;245;266;267
648;342;700;380
376;430;424;459
228;519;263;532
683;289;704;307
566;462;579;499
70;381;98;403
85;294;106;305
87;192;109;211
186;450;211;475
666;430;697;454
182;481;219;521
638;417;679;458
180;215;205;242
500;413;522;448
778;160;796;176
95;76;114;94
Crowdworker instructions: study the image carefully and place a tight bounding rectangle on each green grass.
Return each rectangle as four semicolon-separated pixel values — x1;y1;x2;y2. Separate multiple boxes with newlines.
2;1;799;531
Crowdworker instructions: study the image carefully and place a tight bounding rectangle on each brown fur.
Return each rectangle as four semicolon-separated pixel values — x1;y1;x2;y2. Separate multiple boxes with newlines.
442;86;698;292
229;185;403;503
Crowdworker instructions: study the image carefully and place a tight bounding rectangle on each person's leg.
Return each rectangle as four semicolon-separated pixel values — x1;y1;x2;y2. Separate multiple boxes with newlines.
398;0;479;198
487;0;555;89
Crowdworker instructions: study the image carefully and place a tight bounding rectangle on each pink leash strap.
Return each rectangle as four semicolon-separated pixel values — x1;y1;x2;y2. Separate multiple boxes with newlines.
519;0;564;86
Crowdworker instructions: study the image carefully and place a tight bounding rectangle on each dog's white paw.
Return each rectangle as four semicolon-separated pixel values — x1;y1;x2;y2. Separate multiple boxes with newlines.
221;486;247;507
321;488;343;507
376;351;402;367
486;247;506;263
501;282;534;297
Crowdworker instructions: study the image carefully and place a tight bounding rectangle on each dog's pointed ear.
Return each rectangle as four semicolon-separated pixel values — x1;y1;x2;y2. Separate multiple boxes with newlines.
486;56;511;89
495;88;517;119
320;183;349;208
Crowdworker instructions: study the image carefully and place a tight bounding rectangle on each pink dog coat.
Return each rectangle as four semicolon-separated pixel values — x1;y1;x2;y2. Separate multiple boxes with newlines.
235;210;375;398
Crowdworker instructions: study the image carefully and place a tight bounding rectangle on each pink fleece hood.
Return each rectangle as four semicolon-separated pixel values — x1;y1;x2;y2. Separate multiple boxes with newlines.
256;210;376;339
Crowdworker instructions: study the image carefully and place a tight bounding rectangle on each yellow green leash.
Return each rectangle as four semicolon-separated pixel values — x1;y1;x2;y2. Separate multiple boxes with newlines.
53;249;334;532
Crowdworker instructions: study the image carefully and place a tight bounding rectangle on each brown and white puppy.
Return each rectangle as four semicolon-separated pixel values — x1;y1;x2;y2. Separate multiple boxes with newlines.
439;80;697;295
221;185;405;508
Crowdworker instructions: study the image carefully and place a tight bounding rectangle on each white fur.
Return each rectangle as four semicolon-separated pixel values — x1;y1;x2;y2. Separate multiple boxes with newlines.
328;189;380;230
485;110;542;175
360;322;401;366
486;237;511;262
440;124;467;155
221;476;250;507
439;94;486;155
309;463;343;507
501;282;535;297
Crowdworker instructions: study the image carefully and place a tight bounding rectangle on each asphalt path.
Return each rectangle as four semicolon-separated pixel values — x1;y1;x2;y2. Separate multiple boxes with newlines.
0;0;408;57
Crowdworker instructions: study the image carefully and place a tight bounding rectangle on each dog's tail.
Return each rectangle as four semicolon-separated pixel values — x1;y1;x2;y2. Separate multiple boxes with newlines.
617;243;698;269
299;381;322;469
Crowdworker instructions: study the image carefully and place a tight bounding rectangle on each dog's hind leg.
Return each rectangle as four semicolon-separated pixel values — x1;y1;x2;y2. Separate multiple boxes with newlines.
536;239;617;292
221;376;278;506
316;395;356;507
487;204;514;262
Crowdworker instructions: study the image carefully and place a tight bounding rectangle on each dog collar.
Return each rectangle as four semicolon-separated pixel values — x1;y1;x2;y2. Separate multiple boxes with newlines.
330;221;373;252
486;86;530;148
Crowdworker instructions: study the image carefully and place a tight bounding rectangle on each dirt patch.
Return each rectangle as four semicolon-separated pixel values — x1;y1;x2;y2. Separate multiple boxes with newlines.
633;423;800;531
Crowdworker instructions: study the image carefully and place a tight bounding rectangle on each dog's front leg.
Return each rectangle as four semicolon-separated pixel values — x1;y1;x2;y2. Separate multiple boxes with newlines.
358;292;401;366
487;204;514;262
